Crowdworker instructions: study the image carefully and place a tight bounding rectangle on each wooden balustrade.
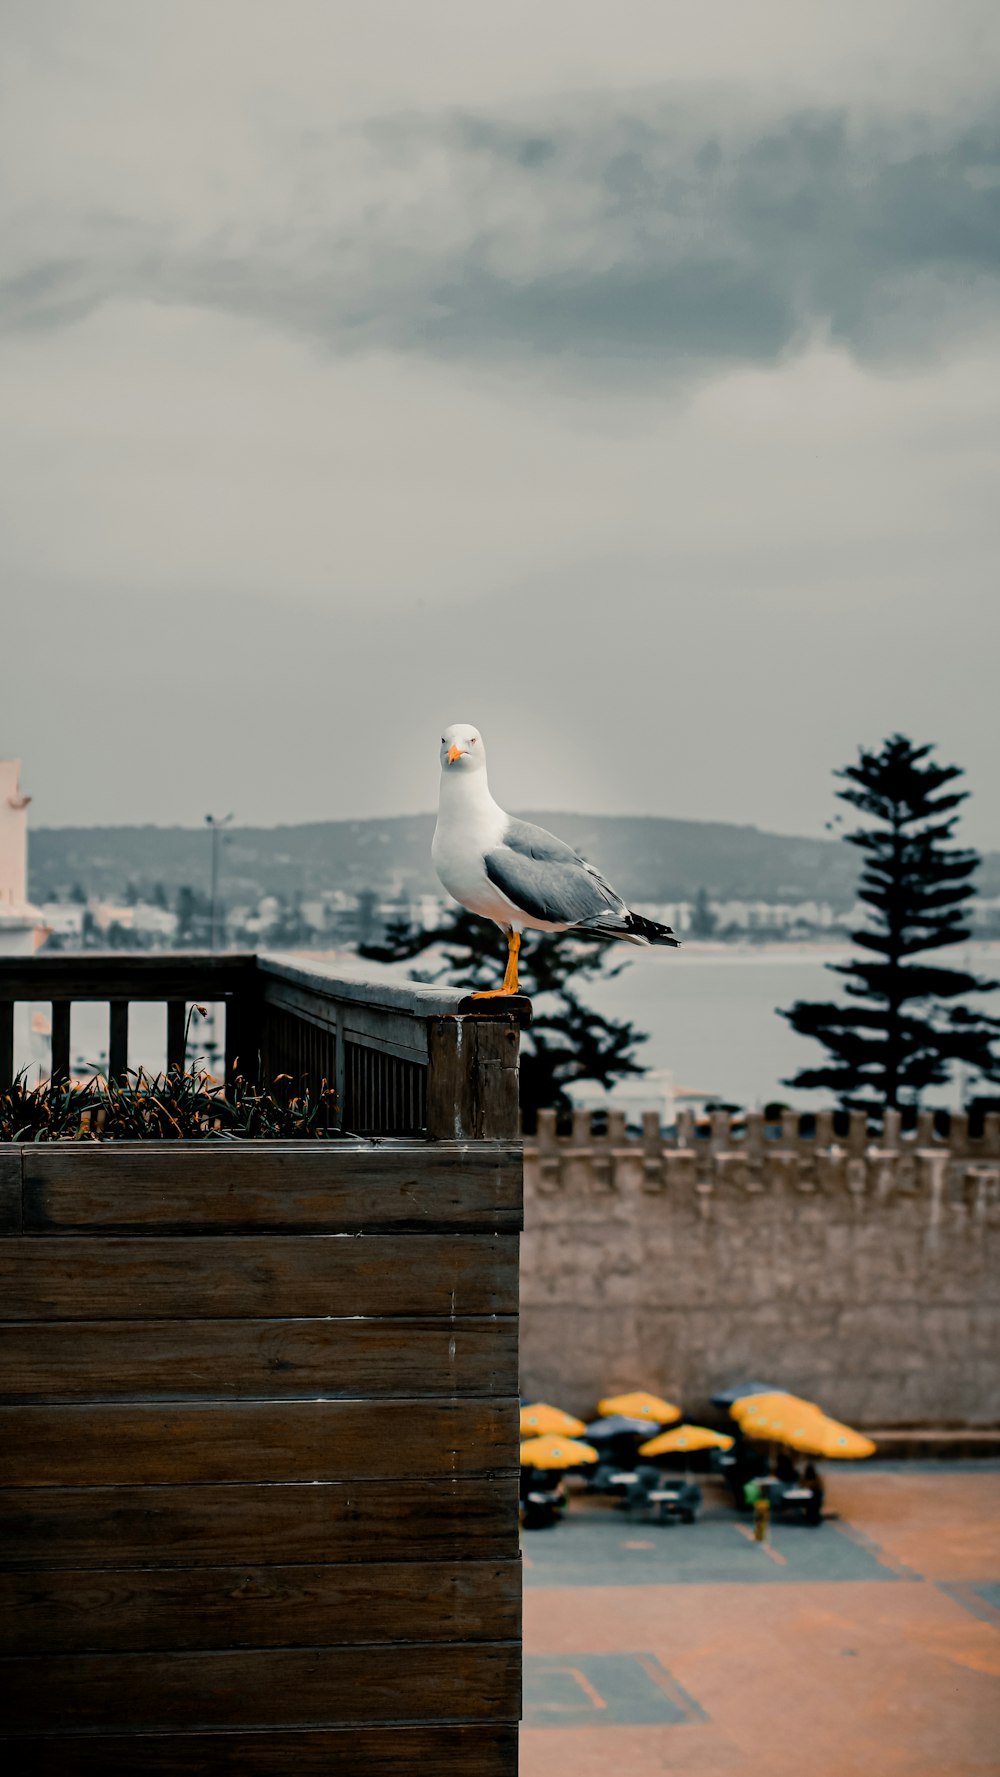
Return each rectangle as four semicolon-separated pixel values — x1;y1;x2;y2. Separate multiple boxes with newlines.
0;953;526;1773
0;951;530;1141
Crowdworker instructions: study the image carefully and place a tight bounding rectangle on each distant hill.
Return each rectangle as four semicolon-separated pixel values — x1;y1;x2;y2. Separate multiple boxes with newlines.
28;812;1000;909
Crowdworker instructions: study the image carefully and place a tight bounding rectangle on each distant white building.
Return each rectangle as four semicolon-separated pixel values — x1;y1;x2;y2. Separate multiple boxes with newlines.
632;901;692;934
132;903;179;939
413;893;448;930
0;760;47;955
40;903;85;940
87;901;179;940
713;898;838;932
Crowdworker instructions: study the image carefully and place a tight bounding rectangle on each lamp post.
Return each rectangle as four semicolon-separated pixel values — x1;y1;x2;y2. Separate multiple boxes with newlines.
205;812;234;951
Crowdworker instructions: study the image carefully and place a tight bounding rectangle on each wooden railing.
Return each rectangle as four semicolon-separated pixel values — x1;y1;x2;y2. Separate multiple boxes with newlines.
0;952;530;1141
0;952;526;1772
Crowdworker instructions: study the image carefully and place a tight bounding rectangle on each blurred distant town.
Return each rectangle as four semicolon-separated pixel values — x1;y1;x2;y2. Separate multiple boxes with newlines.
3;757;1000;957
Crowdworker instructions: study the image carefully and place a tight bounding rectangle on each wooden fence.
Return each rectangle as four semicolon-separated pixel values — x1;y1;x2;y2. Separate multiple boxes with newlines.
0;950;528;1140
0;956;523;1775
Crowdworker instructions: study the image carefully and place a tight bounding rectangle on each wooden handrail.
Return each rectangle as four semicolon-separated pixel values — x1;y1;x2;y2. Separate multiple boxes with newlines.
0;953;256;1001
257;951;530;1020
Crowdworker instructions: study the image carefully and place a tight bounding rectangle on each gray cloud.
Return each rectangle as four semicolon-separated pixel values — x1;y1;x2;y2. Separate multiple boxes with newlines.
3;97;999;379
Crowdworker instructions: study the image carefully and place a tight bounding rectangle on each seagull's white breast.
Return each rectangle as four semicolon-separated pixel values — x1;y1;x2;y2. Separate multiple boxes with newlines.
432;772;520;925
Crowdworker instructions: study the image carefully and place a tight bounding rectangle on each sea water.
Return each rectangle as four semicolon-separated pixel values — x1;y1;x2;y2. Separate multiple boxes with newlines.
10;941;1000;1110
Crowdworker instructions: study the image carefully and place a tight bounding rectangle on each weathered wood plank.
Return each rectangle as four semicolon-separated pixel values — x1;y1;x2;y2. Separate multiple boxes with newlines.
0;1638;521;1732
256;953;480;1020
0;955;257;1001
0;1150;21;1235
0;1723;520;1776
0;1317;518;1401
471;1021;521;1142
21;1142;523;1234
427;1019;478;1142
427;1021;521;1141
0;1233;519;1320
0;1398;517;1486
0;1558;520;1654
0;1478;518;1569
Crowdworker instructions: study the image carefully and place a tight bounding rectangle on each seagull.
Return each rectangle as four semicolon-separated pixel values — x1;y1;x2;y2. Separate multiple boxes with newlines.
432;722;679;997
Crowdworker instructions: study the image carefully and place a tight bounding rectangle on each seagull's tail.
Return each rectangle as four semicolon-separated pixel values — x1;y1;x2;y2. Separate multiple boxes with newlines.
574;910;681;948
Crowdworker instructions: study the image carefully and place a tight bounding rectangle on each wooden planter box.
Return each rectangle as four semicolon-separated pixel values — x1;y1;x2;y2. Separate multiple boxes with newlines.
0;958;524;1776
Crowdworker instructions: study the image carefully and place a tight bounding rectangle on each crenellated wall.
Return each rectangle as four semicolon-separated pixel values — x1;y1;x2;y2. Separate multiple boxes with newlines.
521;1108;1000;1429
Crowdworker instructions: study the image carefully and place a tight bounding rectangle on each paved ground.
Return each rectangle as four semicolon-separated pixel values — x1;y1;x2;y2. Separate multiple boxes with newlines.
520;1464;1000;1777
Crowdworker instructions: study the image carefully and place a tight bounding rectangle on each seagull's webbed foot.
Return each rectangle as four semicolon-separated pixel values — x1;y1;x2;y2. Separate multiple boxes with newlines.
471;931;520;997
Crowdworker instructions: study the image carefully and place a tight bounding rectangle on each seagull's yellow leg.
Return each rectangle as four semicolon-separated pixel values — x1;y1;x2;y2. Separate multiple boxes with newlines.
502;931;520;993
471;931;521;998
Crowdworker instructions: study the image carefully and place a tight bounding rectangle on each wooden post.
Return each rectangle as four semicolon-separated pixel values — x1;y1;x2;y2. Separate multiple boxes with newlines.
108;1001;129;1081
166;1001;187;1073
426;1016;520;1141
225;981;263;1086
0;1000;13;1093
50;1002;71;1085
471;1021;520;1140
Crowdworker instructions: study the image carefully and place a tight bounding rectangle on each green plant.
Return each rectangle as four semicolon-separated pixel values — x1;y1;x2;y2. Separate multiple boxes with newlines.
0;1064;338;1142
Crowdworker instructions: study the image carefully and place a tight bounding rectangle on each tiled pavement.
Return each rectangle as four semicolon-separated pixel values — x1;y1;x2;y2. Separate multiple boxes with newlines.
521;1465;1000;1777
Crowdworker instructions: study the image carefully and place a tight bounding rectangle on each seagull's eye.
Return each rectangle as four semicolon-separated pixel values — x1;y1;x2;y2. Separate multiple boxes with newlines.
470;736;477;745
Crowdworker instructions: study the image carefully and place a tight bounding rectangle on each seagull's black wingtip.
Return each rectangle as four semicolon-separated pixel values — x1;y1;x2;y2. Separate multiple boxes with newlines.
626;911;681;947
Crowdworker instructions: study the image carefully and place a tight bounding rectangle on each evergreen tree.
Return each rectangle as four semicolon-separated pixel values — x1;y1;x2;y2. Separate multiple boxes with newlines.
690;887;717;939
361;907;649;1124
780;735;999;1110
176;884;209;947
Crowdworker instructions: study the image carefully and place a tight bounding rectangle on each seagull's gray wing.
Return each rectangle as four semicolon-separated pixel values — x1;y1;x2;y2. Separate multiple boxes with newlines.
483;817;626;926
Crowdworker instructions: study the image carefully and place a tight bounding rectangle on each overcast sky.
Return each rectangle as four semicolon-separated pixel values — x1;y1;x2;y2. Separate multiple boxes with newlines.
2;0;999;843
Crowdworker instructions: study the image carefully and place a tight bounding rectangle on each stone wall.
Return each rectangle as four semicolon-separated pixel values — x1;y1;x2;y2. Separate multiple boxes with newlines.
521;1108;1000;1428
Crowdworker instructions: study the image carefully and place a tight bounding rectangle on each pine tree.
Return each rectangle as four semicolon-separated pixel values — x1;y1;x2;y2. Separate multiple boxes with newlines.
690;887;717;939
780;735;999;1110
361;907;648;1124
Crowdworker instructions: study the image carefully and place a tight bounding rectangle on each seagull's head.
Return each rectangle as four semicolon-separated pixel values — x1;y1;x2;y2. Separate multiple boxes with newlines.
440;723;487;775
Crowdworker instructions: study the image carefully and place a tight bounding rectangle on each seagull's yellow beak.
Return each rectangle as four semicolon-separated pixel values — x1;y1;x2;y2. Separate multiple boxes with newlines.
447;744;464;763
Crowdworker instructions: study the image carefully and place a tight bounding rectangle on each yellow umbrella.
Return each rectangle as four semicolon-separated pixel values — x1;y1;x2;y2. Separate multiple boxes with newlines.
519;1402;587;1437
639;1423;734;1457
520;1433;599;1470
730;1390;817;1419
730;1391;819;1441
732;1394;875;1460
597;1391;681;1424
788;1412;876;1461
